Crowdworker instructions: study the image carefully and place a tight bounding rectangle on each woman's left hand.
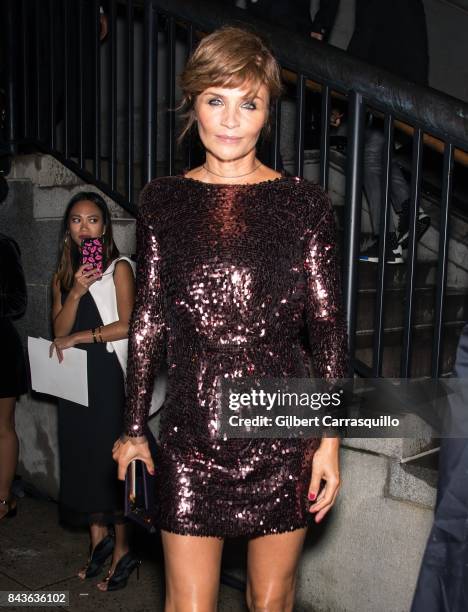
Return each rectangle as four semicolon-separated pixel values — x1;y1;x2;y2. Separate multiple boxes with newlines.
49;334;77;363
308;438;341;523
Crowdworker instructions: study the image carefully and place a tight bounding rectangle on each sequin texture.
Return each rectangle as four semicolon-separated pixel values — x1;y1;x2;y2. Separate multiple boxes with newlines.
125;175;348;538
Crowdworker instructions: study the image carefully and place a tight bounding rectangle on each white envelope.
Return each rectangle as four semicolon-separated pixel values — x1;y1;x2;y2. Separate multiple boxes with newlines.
28;337;89;407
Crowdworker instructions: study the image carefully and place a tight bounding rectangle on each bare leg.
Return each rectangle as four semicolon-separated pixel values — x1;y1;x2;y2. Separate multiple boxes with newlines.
0;397;18;518
161;530;224;612
96;522;130;591
246;528;307;612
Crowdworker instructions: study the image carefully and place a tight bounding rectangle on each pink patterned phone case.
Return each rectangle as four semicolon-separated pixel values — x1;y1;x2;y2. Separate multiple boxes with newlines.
80;237;104;274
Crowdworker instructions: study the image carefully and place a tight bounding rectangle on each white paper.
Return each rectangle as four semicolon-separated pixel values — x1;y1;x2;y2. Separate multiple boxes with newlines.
28;337;89;406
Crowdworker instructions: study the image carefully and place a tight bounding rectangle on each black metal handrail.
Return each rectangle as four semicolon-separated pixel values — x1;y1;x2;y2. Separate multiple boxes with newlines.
156;0;468;150
3;0;468;379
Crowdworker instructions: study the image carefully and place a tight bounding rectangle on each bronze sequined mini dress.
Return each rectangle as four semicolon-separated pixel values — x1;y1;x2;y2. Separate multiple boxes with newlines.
124;175;348;538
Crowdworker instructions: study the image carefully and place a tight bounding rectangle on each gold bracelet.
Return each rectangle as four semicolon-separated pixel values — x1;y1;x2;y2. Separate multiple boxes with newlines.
98;326;104;343
91;328;97;343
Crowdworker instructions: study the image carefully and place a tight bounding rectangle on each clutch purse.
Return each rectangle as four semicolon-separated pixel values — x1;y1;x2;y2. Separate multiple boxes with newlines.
124;460;157;533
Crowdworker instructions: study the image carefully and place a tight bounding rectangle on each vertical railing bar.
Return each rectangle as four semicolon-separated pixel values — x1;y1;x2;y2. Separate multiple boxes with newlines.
294;73;305;178
49;0;55;149
143;0;158;184
372;114;394;376
166;16;176;176
22;0;30;138
126;0;134;200
5;0;18;152
63;0;69;157
400;128;424;378
185;23;195;170
93;0;101;180
431;143;454;378
319;84;331;190
78;0;84;166
344;91;365;371
270;99;281;172
35;0;41;140
109;0;117;190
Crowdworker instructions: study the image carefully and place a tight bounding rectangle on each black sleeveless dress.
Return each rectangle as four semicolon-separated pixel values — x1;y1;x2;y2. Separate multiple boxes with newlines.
0;234;28;398
57;291;125;526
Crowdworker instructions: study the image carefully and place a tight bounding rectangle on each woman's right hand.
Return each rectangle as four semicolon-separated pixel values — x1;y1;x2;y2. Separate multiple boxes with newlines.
112;437;155;481
70;264;102;299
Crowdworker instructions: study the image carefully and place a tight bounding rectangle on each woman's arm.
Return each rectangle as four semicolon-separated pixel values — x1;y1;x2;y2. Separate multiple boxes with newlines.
113;183;167;479
71;259;136;345
51;261;134;362
52;264;101;337
303;191;349;523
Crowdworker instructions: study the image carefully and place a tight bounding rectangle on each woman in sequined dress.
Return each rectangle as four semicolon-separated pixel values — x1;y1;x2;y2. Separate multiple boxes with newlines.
113;27;348;611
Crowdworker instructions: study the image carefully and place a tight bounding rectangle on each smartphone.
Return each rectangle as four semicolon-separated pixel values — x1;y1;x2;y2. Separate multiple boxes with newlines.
125;459;156;533
80;236;104;274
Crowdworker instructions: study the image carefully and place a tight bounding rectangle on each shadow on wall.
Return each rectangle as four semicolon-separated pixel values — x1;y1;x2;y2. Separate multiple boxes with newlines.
16;391;60;500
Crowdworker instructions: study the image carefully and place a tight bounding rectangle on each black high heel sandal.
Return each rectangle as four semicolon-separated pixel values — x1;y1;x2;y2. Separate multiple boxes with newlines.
100;552;141;591
0;497;17;520
81;535;115;579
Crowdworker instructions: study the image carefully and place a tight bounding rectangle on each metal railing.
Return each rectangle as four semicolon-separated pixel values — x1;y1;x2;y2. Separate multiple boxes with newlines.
4;0;468;378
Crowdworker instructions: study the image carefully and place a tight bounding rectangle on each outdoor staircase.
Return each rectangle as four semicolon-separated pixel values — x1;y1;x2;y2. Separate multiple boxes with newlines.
293;149;468;380
356;264;467;377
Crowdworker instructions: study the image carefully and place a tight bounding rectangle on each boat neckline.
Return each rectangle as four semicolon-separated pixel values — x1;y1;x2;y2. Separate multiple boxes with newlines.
176;174;300;187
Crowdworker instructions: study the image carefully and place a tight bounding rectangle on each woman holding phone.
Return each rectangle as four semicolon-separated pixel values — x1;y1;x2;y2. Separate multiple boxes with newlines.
50;191;138;591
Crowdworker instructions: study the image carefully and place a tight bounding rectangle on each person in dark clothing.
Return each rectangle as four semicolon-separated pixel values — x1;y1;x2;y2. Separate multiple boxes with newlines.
348;0;428;86
0;234;27;521
242;1;340;163
310;0;340;41
411;325;468;612
245;0;339;41
343;0;431;263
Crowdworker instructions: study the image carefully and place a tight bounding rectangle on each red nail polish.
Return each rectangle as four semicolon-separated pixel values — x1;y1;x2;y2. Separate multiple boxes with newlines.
308;492;316;501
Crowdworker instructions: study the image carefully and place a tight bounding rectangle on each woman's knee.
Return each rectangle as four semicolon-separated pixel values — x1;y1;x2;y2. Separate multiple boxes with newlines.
246;582;295;612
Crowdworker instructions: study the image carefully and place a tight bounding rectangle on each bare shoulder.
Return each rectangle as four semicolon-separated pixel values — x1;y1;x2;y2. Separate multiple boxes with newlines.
114;258;135;280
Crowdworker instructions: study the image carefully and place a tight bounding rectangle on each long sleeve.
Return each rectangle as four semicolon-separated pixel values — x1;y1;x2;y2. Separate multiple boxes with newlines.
303;196;348;380
124;185;166;437
0;236;27;319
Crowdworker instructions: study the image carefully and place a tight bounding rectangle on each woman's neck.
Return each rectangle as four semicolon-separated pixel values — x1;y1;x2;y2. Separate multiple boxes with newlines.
199;152;262;184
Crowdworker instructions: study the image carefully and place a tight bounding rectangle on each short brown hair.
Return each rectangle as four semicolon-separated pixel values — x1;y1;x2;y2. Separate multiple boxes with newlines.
178;26;283;142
